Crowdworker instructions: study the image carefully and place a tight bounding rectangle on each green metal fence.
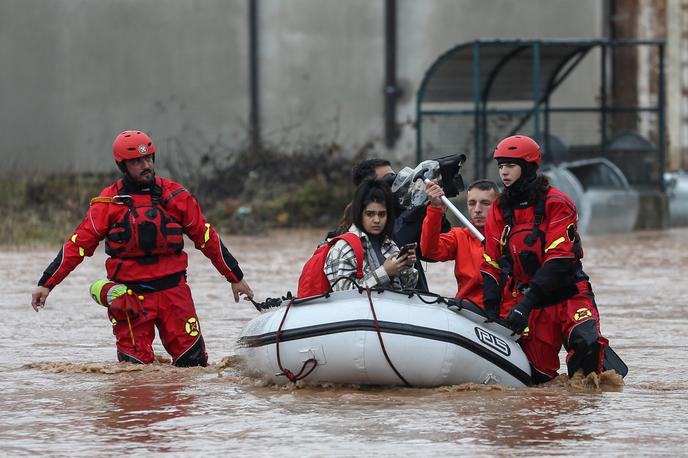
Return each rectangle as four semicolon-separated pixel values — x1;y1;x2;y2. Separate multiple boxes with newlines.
416;39;666;190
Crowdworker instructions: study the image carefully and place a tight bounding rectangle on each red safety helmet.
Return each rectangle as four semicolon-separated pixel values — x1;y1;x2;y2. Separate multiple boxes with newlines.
112;130;156;163
493;135;541;168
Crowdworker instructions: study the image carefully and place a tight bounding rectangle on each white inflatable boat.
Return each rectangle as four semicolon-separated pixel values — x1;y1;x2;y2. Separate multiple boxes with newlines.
237;289;532;387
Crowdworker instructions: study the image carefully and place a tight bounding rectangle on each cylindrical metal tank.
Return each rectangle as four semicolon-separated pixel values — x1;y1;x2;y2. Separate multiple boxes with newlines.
543;158;639;234
664;171;688;226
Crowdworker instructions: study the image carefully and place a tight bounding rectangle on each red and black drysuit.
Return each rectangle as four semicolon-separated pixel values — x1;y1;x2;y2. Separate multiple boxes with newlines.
481;185;608;383
37;176;244;366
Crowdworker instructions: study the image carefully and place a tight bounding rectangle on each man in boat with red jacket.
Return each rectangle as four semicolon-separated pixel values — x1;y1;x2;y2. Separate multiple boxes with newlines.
421;179;515;318
30;130;254;367
480;135;608;383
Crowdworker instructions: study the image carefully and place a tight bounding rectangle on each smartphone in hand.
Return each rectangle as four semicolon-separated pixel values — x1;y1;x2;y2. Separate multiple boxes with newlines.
397;242;417;258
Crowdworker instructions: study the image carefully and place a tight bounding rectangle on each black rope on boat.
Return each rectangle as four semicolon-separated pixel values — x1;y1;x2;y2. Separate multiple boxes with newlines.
250;296;284;312
399;289;446;305
253;280;454;313
331;275;360;291
365;287;412;387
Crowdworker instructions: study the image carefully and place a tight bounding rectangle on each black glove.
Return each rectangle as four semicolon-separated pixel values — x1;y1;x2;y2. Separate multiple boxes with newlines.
503;298;534;334
483;301;500;322
482;273;502;322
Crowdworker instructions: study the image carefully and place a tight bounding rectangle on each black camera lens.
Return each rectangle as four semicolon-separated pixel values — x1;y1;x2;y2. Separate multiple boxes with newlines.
382;172;397;186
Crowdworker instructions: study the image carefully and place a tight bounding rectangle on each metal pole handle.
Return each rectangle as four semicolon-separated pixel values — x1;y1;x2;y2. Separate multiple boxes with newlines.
424;179;484;242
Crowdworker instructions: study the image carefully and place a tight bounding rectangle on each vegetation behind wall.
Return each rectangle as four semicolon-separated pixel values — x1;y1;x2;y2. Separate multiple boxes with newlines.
0;141;370;246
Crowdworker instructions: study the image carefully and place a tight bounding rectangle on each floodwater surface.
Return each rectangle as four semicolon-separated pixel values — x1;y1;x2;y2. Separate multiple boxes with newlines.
1;228;687;456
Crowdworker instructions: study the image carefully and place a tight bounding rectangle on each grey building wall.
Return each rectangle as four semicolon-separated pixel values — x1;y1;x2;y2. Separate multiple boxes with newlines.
0;0;603;175
0;0;248;175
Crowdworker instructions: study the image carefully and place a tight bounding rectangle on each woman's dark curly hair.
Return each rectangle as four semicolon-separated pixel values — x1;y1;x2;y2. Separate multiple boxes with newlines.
351;178;395;238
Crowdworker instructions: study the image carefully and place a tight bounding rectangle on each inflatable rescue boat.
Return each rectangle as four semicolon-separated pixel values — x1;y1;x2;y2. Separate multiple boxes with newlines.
237;289;532;387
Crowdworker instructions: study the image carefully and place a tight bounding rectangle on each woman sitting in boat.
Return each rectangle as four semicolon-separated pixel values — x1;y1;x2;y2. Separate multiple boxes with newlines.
325;178;419;291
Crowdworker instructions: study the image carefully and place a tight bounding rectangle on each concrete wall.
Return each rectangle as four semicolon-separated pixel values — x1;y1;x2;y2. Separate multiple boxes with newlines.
0;0;248;174
0;0;604;175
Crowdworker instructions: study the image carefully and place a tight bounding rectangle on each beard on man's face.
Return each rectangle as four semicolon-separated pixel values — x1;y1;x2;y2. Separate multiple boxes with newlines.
128;168;155;188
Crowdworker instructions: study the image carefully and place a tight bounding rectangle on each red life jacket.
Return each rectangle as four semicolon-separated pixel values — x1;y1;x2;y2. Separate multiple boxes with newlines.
499;193;583;293
95;179;188;280
297;233;364;298
500;198;547;286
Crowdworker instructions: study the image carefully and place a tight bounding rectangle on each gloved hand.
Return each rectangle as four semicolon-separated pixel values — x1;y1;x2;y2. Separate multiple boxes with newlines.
503;298;533;334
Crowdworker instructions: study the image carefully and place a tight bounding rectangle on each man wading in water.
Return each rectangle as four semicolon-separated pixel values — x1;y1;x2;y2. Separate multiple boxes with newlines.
31;130;254;366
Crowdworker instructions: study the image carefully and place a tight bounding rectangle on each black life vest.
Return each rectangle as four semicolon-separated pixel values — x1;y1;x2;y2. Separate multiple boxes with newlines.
104;182;186;264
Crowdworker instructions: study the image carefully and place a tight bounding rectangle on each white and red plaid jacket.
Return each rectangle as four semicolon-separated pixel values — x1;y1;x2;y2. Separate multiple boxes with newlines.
324;225;418;291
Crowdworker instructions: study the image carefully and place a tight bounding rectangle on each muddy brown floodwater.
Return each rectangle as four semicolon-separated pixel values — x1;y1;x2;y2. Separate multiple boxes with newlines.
1;228;687;456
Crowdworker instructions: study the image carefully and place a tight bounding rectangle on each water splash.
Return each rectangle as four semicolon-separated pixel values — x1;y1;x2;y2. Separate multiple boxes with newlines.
540;370;624;392
434;382;509;393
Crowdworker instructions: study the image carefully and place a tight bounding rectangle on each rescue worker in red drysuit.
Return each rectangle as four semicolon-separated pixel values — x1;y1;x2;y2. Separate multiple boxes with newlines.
421;179;515;318
480;135;609;383
30;130;254;367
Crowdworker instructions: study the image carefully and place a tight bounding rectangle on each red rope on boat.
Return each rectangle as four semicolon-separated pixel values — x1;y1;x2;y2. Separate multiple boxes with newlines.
275;297;318;383
365;287;411;387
